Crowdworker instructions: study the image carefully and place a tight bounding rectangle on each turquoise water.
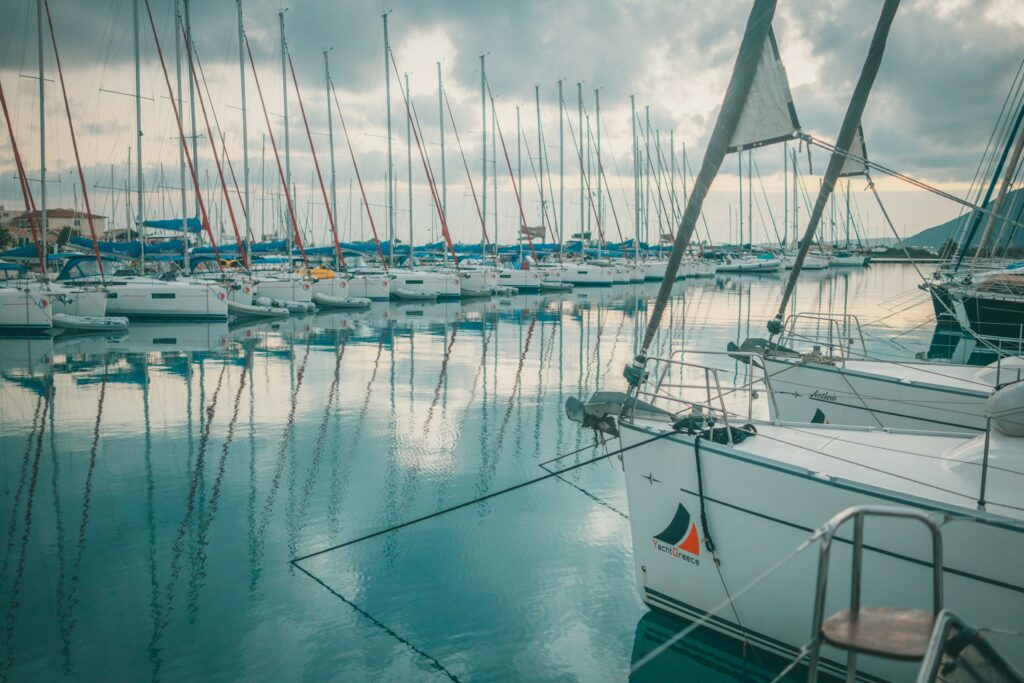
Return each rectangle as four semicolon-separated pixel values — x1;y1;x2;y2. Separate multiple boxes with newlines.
1;266;954;681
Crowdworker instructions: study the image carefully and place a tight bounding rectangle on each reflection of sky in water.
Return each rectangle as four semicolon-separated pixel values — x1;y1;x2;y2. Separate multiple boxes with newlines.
0;267;959;680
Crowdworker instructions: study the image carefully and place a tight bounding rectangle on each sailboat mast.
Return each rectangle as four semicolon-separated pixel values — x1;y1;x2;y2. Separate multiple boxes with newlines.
737;149;743;245
184;0;198;223
783;141;788;246
631;94;637;248
326;50;337;250
595;88;602;235
175;1;189;271
669;129;675;227
519;101;524;262
36;0;47;269
480;54;487;258
278;11;293;269
406;72;412;262
645;105;652;246
437;62;446;218
558;80;564;252
383;12;394;265
133;0;145;271
792;147;798;249
577;82;583;242
237;0;250;264
535;86;543;248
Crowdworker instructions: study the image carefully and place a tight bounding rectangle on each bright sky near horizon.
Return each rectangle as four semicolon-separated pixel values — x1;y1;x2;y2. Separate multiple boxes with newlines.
1;0;1022;247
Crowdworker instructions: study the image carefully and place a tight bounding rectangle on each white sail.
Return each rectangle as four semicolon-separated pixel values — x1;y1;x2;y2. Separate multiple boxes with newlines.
838;124;869;177
727;28;800;152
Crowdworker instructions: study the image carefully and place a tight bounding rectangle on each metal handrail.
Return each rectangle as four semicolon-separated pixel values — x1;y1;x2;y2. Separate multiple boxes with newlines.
807;506;944;682
779;312;869;363
916;609;1024;683
662;349;780;420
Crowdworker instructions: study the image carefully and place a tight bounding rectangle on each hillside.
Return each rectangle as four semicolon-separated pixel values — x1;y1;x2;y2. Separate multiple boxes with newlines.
904;187;1024;249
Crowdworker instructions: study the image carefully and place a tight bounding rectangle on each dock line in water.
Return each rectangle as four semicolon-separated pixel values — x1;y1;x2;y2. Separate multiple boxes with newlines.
289;429;675;565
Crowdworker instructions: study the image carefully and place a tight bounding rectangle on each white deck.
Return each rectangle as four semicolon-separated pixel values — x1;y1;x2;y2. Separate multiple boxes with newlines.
632;416;1024;523
843;358;1022;393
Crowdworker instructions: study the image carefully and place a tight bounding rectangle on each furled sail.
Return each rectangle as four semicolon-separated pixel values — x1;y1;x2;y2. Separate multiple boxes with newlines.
838;124;869;177
143;216;202;233
727;28;801;152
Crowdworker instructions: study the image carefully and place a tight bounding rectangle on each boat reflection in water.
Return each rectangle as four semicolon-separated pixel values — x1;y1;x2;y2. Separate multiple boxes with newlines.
630;610;807;682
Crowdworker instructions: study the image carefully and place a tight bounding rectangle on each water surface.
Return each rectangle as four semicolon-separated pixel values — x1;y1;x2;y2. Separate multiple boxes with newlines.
1;265;957;680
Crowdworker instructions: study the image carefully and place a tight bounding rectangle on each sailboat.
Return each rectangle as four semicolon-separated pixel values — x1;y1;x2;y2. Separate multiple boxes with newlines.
570;2;1024;680
736;313;1024;432
66;0;229;322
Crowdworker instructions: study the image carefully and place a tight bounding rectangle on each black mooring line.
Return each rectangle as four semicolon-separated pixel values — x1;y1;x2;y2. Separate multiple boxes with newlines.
292;562;462;683
290;430;671;565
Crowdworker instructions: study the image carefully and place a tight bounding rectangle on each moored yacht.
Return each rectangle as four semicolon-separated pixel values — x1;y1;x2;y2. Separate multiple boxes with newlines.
57;256;228;321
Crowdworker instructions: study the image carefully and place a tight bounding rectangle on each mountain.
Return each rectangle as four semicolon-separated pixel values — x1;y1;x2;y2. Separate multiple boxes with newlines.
904;187;1024;249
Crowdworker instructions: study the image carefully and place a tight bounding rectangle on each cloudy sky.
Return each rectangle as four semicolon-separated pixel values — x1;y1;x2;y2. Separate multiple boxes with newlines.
1;0;1022;249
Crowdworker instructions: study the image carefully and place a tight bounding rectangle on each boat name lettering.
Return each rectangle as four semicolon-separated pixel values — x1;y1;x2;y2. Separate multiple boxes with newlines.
810;390;838;402
651;539;700;566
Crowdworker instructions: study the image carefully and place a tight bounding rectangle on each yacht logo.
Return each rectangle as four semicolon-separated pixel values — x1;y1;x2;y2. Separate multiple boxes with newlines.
652;503;701;565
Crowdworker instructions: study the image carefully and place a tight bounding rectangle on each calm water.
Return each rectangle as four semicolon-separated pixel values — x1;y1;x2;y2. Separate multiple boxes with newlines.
1;265;962;681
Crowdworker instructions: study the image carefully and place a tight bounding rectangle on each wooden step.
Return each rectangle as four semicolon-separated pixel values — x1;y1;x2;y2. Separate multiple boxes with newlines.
822;607;935;660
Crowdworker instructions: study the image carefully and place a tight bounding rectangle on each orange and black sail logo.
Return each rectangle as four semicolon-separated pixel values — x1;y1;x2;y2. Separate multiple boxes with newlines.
652;503;701;565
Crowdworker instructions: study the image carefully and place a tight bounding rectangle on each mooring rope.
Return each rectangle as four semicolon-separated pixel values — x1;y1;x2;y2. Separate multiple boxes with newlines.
289;430;676;565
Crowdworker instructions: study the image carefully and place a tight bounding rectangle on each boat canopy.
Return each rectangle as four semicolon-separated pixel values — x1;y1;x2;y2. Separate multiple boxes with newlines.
56;255;123;281
143;216;202;233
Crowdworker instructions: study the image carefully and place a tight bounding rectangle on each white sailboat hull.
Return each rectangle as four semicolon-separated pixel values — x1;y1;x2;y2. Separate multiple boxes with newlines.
458;268;498;297
560;264;614;287
762;357;993;433
619;421;1024;682
54;287;108;317
103;279;229;321
643;261;669;281
389;269;461;300
0;288;52;331
496;269;541;292
831;254;868;267
344;274;390;301
716;257;782;273
783;253;830;270
256;276;314;304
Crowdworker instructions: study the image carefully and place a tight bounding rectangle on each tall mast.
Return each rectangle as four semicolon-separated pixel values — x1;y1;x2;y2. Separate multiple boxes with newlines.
405;72;412;261
595;88;602;236
480;54;486;258
577;82;583;240
791;147;798;249
237;0;250;264
669;129;675;227
36;0;47;269
737;149;743;245
492;97;497;247
383;12;394;265
645;105;651;246
133;0;145;270
631;94;637;249
748;149;752;245
845;179;851;247
175;1;188;270
325;50;337;254
518;102;523;261
279;10;292;268
558;80;564;250
535;85;543;241
183;0;198;223
783;140;788;246
437;62;446;218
